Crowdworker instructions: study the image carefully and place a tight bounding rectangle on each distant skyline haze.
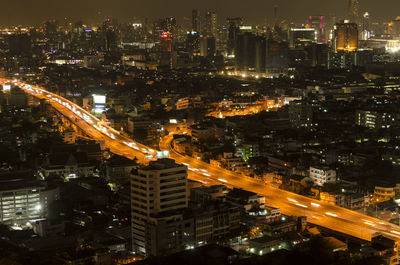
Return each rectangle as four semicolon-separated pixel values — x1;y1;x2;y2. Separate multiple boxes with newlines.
1;0;399;25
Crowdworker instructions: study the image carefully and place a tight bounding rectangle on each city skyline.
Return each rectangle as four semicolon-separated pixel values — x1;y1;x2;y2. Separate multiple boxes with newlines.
3;0;400;263
1;0;400;26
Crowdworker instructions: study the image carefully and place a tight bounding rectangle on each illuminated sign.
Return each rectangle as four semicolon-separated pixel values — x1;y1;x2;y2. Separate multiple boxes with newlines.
239;26;252;30
156;151;170;158
291;28;315;32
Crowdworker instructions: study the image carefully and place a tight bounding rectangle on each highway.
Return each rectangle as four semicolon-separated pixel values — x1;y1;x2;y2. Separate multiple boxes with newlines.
3;78;400;242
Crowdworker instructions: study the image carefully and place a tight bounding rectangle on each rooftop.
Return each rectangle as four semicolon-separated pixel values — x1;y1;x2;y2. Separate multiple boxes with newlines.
143;158;185;171
0;170;44;191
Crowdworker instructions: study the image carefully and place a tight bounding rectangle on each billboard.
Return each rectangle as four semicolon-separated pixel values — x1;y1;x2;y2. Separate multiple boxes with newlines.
93;94;106;114
156;151;170;159
93;94;106;104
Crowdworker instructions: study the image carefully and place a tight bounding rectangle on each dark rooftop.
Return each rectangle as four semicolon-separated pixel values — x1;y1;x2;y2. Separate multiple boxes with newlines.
0;170;44;191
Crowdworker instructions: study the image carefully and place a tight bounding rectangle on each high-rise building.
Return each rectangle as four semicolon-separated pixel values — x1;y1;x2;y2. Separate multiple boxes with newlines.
334;22;358;52
266;40;289;74
347;0;360;25
226;17;243;56
235;32;266;73
204;11;217;36
288;28;316;48
192;9;200;32
131;159;191;256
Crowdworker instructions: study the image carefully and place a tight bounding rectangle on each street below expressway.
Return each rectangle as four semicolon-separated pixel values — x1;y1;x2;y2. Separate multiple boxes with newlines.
4;78;400;242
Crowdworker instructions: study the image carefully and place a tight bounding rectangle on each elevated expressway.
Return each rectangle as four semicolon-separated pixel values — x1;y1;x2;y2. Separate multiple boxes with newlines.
3;78;400;242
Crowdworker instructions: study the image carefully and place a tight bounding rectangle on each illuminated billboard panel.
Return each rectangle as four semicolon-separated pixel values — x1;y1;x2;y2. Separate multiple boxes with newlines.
93;94;106;104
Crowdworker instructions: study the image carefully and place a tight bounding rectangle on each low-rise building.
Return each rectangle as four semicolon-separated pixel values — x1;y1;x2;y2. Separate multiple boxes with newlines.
246;206;282;226
190;185;229;205
41;152;95;180
309;166;337;186
344;193;367;210
219;153;248;172
356;110;396;129
361;235;399;265
105;155;139;185
33;219;65;237
374;184;400;202
226;188;264;212
193;202;240;245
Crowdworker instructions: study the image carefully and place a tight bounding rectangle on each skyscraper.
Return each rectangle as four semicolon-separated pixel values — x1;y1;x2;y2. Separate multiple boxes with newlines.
347;0;360;25
309;16;325;43
204;11;217;37
235;32;266;73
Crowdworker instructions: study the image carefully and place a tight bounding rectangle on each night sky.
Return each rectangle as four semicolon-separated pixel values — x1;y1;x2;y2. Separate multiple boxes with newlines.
2;0;399;25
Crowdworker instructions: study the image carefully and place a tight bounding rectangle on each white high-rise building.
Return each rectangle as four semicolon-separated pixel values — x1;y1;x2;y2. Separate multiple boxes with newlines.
131;158;190;256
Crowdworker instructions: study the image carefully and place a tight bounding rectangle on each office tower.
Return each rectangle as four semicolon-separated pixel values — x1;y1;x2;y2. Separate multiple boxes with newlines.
309;16;325;43
334;21;358;52
192;9;199;32
131;159;191;256
235;32;266;73
205;11;217;36
227;17;243;56
348;0;359;25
